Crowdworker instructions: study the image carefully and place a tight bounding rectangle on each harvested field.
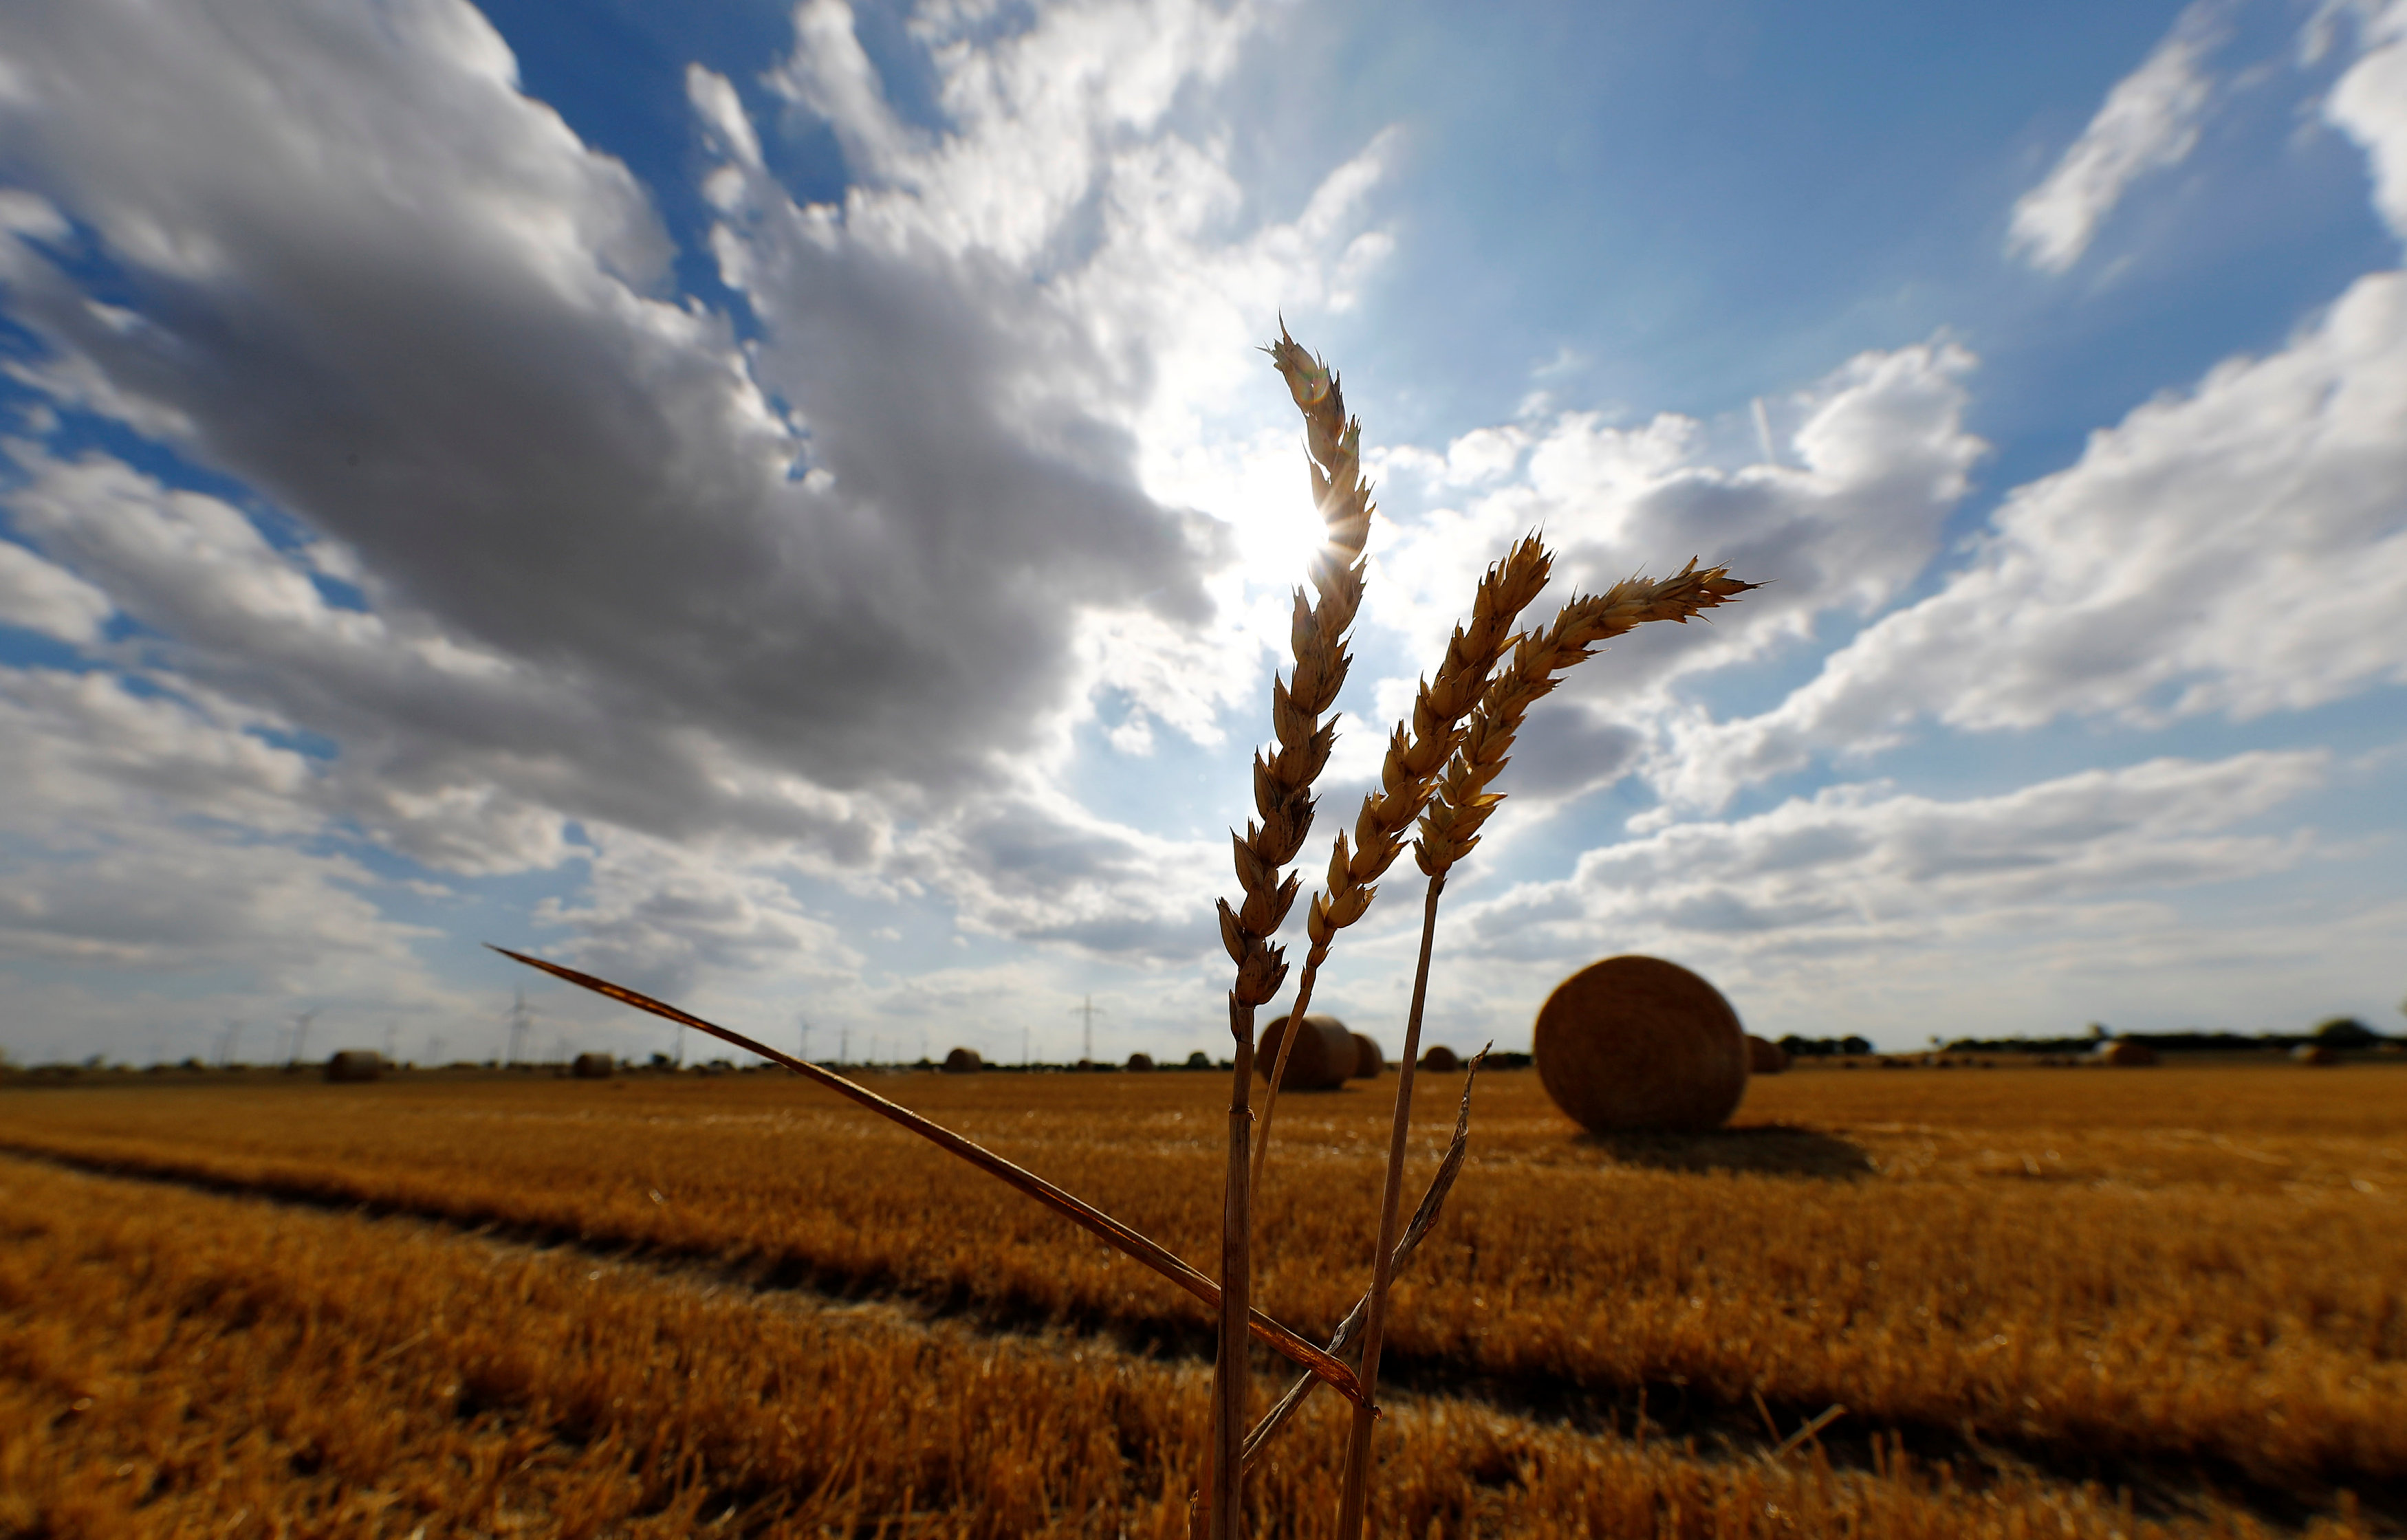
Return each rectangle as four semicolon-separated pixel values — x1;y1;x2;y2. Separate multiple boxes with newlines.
1;1062;2400;1536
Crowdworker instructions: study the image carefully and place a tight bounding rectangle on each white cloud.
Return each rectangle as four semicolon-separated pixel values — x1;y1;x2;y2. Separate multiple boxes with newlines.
2325;0;2407;243
2007;1;2230;273
1660;267;2407;813
0;538;111;643
0;0;1403;1046
1338;339;1984;810
1415;750;2337;1045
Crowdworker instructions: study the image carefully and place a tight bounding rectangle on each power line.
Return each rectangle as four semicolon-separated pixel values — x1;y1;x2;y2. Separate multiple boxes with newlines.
1069;995;1107;1062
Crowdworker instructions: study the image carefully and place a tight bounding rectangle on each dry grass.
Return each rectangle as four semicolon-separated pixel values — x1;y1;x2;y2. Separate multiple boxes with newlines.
0;1132;2388;1539
3;1061;2401;1528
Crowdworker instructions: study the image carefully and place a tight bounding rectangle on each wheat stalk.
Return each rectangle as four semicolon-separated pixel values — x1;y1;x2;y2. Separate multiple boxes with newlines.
483;946;1368;1405
1250;534;1551;1197
1241;1045;1491;1473
1204;324;1373;1537
1333;558;1757;1536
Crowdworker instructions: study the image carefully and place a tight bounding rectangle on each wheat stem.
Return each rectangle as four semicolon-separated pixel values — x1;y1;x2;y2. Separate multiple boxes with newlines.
1207;325;1377;1537
1241;1046;1489;1473
483;945;1368;1406
1333;872;1446;1534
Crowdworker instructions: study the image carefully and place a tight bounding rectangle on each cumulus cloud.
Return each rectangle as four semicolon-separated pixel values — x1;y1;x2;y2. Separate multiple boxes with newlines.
0;0;1396;1028
1658;267;2407;813
2007;0;2230;272
2325;0;2407;243
0;538;111;643
0;0;1219;815
1402;750;2333;1042
1337;339;1985;811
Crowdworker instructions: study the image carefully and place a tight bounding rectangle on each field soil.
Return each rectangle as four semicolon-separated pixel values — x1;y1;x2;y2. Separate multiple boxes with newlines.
0;1059;2399;1537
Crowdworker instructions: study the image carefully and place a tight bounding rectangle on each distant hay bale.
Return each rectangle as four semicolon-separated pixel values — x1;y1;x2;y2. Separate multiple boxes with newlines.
323;1050;383;1084
1419;1044;1461;1073
1533;955;1747;1133
1256;1013;1355;1091
941;1046;983;1075
2097;1040;2157;1067
1349;1031;1384;1078
2291;1043;2340;1066
1746;1035;1789;1075
1126;1052;1155;1072
571;1052;614;1079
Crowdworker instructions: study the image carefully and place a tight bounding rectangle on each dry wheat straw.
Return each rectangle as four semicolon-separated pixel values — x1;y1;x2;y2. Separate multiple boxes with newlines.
1251;537;1550;1199
1206;325;1375;1537
484;946;1366;1405
1334;560;1756;1537
1241;1046;1490;1474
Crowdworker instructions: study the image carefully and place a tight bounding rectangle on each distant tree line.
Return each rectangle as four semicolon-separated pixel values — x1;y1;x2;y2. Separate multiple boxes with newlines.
1777;1035;1875;1058
1941;1018;2390;1055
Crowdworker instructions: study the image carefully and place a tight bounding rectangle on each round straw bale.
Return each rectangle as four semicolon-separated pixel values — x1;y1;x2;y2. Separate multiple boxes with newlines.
1533;955;1746;1133
1256;1013;1356;1091
2291;1042;2340;1066
1126;1052;1155;1072
1419;1044;1461;1073
2097;1039;2157;1066
1350;1031;1384;1078
571;1052;615;1079
323;1050;383;1084
1745;1035;1789;1075
941;1046;983;1075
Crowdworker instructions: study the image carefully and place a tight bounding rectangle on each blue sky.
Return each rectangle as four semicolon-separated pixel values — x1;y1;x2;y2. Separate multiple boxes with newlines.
1;0;2401;1068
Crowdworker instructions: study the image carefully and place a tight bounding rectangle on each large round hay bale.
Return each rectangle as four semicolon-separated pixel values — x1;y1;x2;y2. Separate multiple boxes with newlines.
2291;1043;2340;1066
1349;1032;1384;1078
941;1046;983;1075
1745;1035;1789;1075
324;1050;383;1083
2098;1040;2157;1066
1419;1044;1461;1073
1256;1013;1355;1091
571;1052;615;1079
1533;955;1746;1133
1126;1052;1155;1072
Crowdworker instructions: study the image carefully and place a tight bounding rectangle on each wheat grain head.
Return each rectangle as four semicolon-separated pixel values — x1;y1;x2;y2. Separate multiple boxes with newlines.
1415;559;1757;876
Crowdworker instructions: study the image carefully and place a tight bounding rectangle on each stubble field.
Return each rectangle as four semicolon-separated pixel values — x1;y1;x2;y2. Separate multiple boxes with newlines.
0;1058;2399;1537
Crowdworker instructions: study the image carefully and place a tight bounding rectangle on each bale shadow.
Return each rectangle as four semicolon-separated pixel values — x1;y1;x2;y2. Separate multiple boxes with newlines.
1573;1122;1873;1180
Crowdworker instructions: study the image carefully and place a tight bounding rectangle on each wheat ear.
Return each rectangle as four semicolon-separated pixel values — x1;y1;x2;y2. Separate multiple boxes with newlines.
1205;324;1372;1538
1333;558;1758;1537
1250;534;1550;1198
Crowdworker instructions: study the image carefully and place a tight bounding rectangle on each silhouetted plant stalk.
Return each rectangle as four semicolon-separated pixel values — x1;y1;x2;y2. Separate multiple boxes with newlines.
483;945;1366;1406
1201;324;1375;1537
1241;1046;1490;1474
1331;560;1758;1537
